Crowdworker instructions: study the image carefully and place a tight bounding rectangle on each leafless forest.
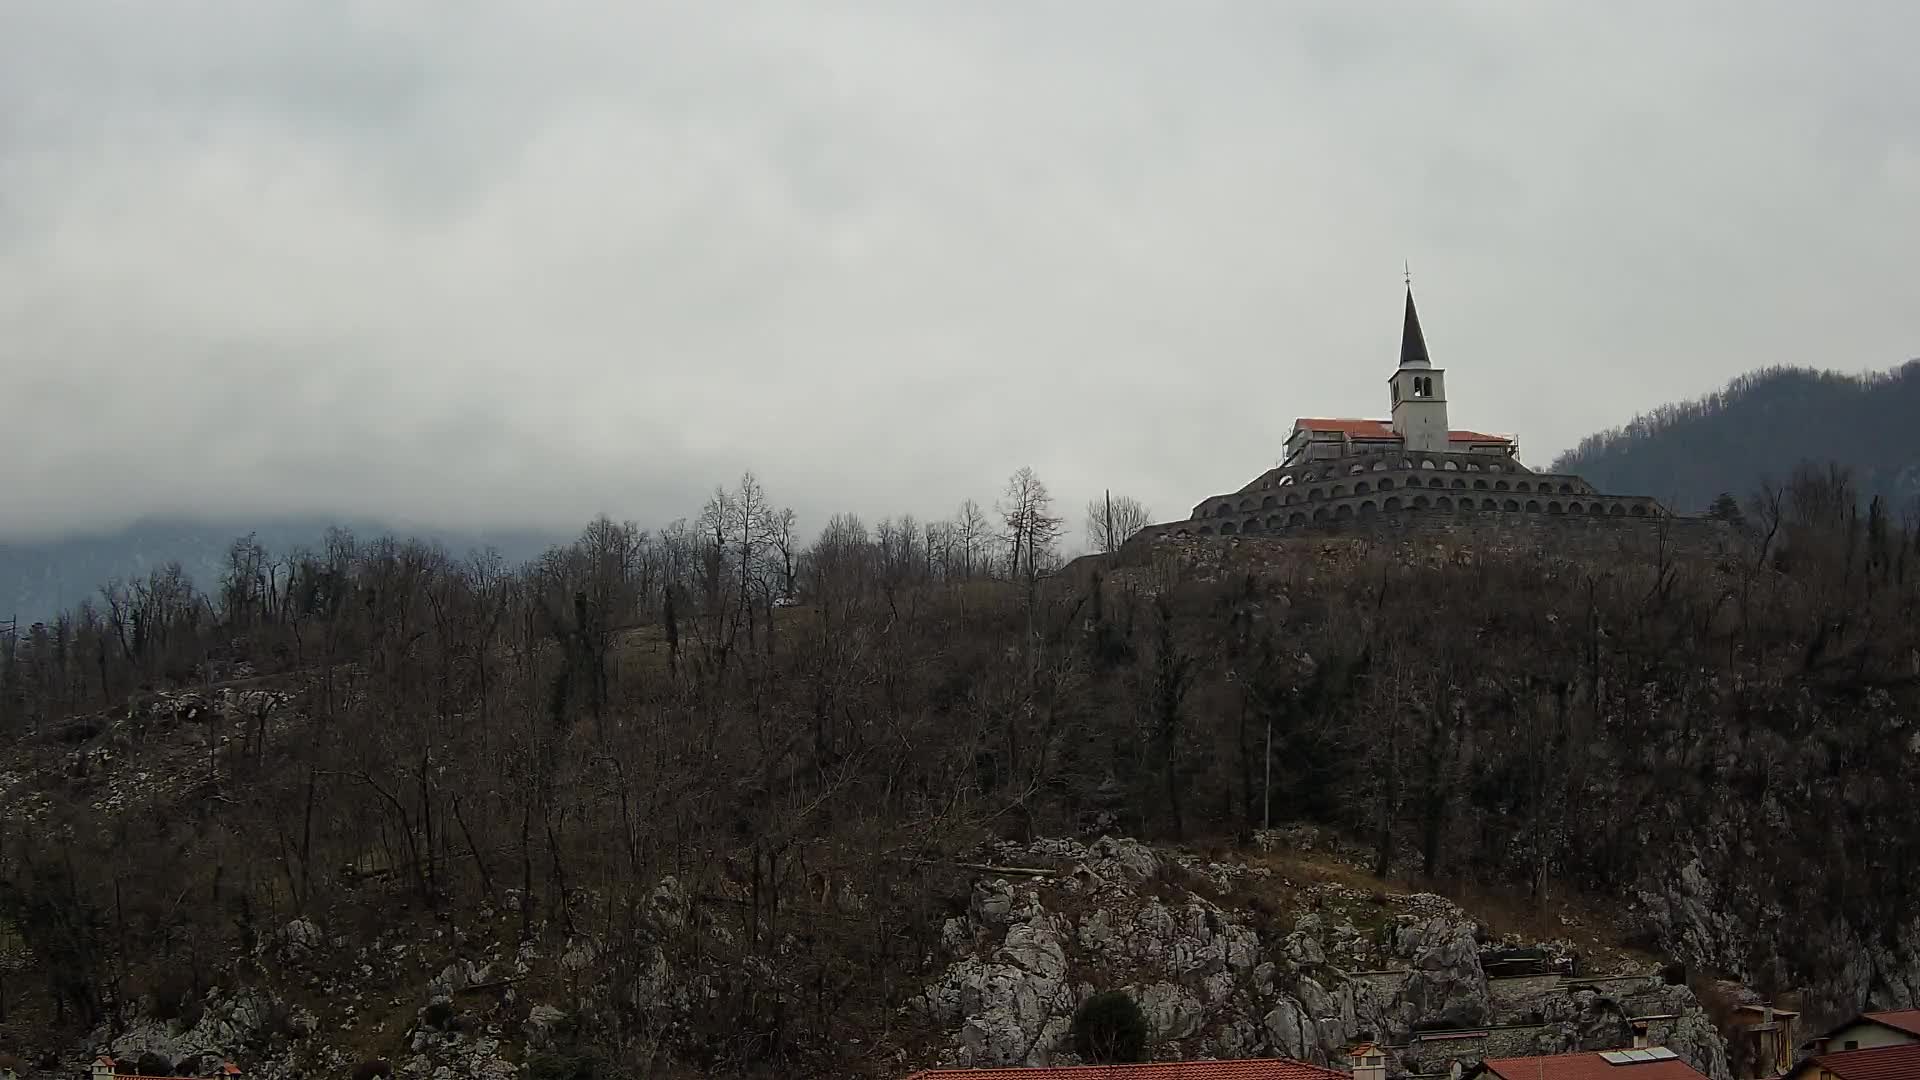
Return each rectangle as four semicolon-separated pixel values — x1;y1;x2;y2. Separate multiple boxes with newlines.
0;463;1915;1074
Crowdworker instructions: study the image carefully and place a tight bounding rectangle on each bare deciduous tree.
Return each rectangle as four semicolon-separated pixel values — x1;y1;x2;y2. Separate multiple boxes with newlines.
1084;491;1153;554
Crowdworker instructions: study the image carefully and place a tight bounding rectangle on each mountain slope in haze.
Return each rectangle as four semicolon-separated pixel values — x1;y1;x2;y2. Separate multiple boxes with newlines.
0;516;567;624
1552;361;1920;513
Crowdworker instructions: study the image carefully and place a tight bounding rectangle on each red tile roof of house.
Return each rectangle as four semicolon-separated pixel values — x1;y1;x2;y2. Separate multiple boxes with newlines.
1478;1050;1709;1080
903;1060;1346;1080
89;1056;240;1078
1291;418;1511;444
1793;1042;1920;1080
1861;1008;1920;1037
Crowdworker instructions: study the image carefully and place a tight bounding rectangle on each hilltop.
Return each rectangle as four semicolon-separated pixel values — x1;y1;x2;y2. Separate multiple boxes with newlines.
1552;362;1920;512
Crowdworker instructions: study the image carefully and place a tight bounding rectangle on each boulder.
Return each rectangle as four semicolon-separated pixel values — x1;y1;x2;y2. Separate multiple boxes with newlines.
1262;995;1317;1059
1134;981;1204;1041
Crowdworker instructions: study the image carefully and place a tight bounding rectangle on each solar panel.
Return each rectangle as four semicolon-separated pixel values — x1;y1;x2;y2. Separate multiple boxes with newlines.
1600;1048;1680;1066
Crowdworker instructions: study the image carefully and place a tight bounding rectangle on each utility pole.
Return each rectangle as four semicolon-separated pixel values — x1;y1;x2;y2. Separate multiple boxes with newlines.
1263;710;1273;832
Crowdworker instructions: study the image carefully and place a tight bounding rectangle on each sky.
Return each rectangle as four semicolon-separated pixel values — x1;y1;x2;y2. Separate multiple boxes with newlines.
3;2;1918;543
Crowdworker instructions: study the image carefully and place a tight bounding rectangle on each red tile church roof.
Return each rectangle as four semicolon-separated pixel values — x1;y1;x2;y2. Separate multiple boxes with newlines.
1292;418;1511;444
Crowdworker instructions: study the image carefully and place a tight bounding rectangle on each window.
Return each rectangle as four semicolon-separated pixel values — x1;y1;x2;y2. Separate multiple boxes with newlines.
1844;1041;1859;1051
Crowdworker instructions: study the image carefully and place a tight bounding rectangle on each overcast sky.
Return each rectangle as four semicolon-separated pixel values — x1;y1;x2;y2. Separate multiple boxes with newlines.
4;2;1917;543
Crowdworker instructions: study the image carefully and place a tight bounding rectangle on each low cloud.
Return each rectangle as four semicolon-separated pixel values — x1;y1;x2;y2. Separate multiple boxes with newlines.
3;3;1916;541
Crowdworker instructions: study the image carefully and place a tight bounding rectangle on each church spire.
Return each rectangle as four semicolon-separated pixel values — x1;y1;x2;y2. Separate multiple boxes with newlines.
1399;284;1431;369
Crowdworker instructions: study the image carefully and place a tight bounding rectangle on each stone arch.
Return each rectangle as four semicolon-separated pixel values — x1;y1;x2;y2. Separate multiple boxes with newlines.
1474;478;1489;490
1413;494;1431;509
1239;498;1254;511
1429;477;1445;489
1220;521;1237;534
1548;501;1564;515
1483;498;1500;510
1444;460;1459;470
1437;496;1453;511
1504;499;1520;512
1355;481;1371;495
1495;480;1510;491
1308;488;1325;501
1468;462;1483;472
1452;478;1467;489
1568;501;1584;514
1262;495;1277;509
1335;504;1355;520
1371;460;1388;472
1216;502;1232;517
1289;512;1307;526
1359;500;1379;518
1384;496;1403;512
1312;507;1329;522
1285;493;1301;506
1631;503;1649;517
1268;515;1284;530
1488;463;1504;473
1379;478;1396;491
1526;499;1542;512
1559;482;1574;494
1331;484;1347;498
1609;504;1626;516
1421;459;1438;470
1350;463;1366;475
1400;458;1414;470
1515;480;1531;492
1243;518;1262;533
1589;503;1605;516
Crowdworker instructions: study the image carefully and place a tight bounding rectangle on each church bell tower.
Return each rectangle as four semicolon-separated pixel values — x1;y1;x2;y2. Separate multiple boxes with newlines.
1389;285;1449;454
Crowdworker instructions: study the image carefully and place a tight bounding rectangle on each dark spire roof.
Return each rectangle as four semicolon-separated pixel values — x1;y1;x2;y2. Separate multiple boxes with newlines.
1400;286;1431;368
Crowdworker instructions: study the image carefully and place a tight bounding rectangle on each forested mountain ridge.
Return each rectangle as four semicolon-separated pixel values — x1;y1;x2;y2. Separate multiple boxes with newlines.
0;516;566;626
1552;361;1920;513
0;468;1916;1078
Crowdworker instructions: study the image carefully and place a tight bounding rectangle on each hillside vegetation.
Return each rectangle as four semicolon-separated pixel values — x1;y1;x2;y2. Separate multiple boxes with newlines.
1;467;1917;1076
1552;361;1920;512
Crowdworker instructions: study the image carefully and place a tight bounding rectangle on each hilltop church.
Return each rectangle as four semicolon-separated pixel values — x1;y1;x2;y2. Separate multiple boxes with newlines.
1137;287;1667;542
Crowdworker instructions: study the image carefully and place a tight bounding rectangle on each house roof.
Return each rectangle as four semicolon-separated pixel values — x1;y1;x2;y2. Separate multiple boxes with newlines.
1475;1049;1709;1080
1789;1042;1920;1080
1860;1009;1920;1037
1290;418;1513;445
903;1060;1346;1080
89;1057;240;1078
